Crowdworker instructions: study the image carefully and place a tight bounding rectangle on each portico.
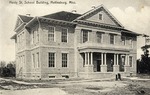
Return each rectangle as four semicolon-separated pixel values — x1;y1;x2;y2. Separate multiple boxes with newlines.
81;51;130;73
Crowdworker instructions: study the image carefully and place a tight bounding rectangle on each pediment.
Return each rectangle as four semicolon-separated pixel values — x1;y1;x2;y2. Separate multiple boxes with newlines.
75;5;123;27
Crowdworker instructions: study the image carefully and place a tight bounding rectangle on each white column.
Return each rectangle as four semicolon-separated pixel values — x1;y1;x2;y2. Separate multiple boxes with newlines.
125;54;128;66
85;53;87;65
87;52;90;65
91;52;93;65
116;54;118;65
124;54;130;73
114;54;116;65
101;53;103;65
127;54;129;66
104;53;106;65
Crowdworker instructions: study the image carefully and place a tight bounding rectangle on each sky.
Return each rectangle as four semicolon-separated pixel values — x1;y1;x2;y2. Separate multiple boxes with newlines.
0;0;150;62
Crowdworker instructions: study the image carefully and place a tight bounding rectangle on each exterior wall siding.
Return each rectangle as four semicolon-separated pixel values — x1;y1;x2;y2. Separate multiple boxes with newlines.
14;8;138;79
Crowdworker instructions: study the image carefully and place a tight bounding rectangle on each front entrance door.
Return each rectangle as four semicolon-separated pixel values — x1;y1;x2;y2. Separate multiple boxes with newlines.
97;60;101;72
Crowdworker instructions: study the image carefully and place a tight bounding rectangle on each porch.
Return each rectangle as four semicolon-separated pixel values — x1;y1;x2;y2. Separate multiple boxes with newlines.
80;52;131;73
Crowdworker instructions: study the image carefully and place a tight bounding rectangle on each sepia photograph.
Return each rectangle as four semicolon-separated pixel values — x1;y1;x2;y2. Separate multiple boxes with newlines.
0;0;150;95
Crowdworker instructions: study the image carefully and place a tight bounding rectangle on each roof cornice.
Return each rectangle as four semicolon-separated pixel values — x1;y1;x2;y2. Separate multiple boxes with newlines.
25;16;77;28
75;20;123;30
39;16;76;25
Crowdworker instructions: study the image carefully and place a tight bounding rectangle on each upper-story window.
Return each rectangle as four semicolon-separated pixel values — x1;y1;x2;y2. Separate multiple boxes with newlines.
110;34;115;44
82;29;89;43
99;14;103;20
97;32;103;43
48;27;55;41
129;37;133;48
37;30;39;42
61;28;68;42
121;36;126;45
31;30;35;44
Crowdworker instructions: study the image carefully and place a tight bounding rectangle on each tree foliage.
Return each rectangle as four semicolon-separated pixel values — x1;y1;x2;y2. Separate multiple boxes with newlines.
0;61;16;77
137;49;150;73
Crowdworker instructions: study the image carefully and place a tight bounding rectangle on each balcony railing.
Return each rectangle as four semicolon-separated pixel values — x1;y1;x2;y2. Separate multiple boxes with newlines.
78;42;131;51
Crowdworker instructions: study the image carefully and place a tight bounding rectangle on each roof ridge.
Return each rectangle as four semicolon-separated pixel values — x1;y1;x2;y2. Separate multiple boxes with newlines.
43;11;81;17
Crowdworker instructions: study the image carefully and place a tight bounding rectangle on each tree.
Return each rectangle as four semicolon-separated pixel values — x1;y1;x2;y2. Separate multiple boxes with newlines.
137;49;150;73
0;61;16;77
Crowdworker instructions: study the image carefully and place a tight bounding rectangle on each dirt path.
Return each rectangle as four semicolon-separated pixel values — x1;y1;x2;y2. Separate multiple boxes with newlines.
0;88;67;95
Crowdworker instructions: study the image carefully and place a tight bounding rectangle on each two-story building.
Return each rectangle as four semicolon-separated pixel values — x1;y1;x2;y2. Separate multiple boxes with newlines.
11;5;139;79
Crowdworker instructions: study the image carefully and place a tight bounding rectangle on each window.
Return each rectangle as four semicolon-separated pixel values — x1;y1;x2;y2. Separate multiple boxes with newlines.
121;36;126;45
129;38;133;48
99;14;103;20
110;34;115;44
32;54;35;68
31;30;35;44
37;52;39;68
48;27;55;41
37;30;39;42
61;28;68;42
62;53;68;67
82;30;88;43
48;53;55;67
129;56;133;67
97;32;102;43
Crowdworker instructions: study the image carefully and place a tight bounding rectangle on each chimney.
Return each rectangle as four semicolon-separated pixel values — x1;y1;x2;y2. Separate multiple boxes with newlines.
71;10;77;13
92;6;96;9
26;14;30;16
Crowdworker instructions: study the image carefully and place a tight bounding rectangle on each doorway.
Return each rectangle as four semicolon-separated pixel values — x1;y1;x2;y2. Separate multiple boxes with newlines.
97;60;101;72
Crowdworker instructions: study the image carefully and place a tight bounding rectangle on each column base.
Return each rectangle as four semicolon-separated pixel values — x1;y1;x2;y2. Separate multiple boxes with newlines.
124;65;130;73
113;65;119;72
84;65;94;72
101;65;107;72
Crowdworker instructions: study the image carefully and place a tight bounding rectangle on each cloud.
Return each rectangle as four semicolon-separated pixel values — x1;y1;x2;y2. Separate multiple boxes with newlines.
110;6;150;35
110;6;150;58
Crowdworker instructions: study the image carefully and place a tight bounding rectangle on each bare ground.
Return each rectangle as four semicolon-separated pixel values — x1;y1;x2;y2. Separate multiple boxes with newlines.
0;77;150;95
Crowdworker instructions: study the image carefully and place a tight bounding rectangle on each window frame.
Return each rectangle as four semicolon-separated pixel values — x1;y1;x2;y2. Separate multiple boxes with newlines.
48;52;55;68
129;56;133;67
62;53;68;67
121;36;126;45
99;14;103;20
32;54;35;68
61;28;68;43
110;34;115;44
129;37;133;48
48;26;55;42
96;32;103;43
37;52;40;68
82;29;89;43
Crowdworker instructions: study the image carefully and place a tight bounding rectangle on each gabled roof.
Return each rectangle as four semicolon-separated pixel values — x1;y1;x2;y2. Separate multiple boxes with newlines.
43;11;81;22
19;15;33;23
74;4;123;27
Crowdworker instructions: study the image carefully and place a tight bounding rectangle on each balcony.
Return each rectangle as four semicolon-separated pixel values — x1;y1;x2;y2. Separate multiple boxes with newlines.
77;42;131;52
